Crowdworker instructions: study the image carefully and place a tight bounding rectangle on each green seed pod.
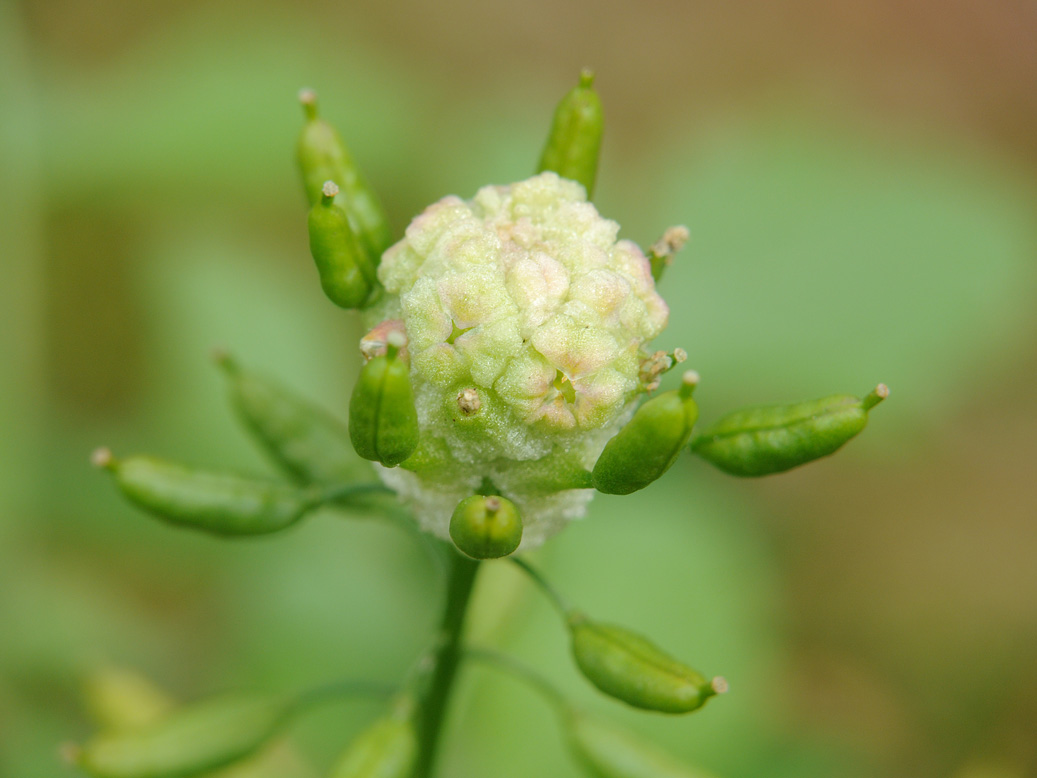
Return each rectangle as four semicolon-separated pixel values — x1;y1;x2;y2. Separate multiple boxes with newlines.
215;352;366;486
297;89;393;261
83;668;175;733
568;612;726;714
348;333;419;468
691;384;889;477
308;181;377;309
592;372;700;495
449;494;523;559
565;711;718;778
75;692;289;778
92;449;318;536
328;707;418;778
537;69;604;197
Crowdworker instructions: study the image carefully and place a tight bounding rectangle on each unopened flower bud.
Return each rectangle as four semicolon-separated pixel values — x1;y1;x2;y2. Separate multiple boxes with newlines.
449;494;523;559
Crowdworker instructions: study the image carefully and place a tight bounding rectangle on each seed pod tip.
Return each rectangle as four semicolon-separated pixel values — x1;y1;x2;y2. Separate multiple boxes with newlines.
58;741;82;765
711;676;729;695
210;346;236;371
386;331;407;349
91;447;114;469
682;370;699;388
298;88;318;119
862;383;890;411
578;68;596;88
321;180;340;199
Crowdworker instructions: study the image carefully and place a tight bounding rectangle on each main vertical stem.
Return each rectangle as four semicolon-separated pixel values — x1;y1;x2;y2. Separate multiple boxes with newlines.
414;549;480;778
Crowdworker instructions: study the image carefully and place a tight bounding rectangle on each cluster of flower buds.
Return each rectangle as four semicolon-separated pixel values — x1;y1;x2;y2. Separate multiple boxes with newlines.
84;71;889;778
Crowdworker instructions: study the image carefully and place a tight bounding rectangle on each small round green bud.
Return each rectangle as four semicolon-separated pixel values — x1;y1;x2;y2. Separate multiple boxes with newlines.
449;495;523;559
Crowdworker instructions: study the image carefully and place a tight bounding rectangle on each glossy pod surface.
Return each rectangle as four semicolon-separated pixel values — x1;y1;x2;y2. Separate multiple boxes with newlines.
77;693;288;778
567;712;718;778
691;385;888;477
348;337;419;468
83;668;175;733
328;715;418;778
569;614;722;714
308;182;377;309
592;373;699;495
217;355;363;486
297;91;392;261
96;451;317;536
449;494;523;559
537;69;604;197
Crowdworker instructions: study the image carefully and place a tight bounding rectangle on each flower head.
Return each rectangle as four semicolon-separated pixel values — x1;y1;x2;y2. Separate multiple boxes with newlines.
366;172;669;548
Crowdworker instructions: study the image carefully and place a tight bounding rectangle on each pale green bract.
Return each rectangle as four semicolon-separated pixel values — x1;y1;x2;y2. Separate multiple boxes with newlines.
365;172;669;549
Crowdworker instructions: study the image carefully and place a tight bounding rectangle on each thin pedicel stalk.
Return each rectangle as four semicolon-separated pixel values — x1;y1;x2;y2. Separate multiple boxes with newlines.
510;556;572;615
292;679;396;712
466;648;567;714
413;547;481;778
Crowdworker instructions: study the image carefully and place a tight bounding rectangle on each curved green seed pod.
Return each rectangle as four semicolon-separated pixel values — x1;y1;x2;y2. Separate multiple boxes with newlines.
92;449;318;536
537;69;604;197
565;711;719;778
83;668;175;733
308;181;377;309
691;383;889;477
328;705;418;778
348;333;419;468
592;372;700;495
297;89;392;260
449;494;523;559
214;352;365;486
75;692;289;778
568;613;726;714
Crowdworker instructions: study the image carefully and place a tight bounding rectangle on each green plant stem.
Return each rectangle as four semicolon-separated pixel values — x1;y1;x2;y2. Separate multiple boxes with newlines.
414;547;481;778
293;679;396;712
466;648;568;714
510;557;571;615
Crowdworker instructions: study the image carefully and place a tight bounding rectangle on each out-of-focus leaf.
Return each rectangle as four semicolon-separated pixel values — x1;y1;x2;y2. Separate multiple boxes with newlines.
646;113;1036;444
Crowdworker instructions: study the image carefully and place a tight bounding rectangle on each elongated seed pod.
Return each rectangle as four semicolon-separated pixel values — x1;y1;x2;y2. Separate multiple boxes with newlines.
449;495;523;559
592;372;699;495
215;352;366;486
328;712;418;778
76;693;289;778
83;668;176;733
537;69;604;197
565;711;719;778
691;384;889;477
348;333;419;468
92;449;318;536
297;89;392;261
569;613;725;714
308;181;377;308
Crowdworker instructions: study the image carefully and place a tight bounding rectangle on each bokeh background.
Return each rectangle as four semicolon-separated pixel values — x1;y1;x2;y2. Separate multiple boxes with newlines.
2;1;1036;776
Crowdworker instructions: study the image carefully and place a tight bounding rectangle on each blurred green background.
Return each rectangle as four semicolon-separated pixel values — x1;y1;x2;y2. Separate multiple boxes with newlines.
2;1;1036;776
